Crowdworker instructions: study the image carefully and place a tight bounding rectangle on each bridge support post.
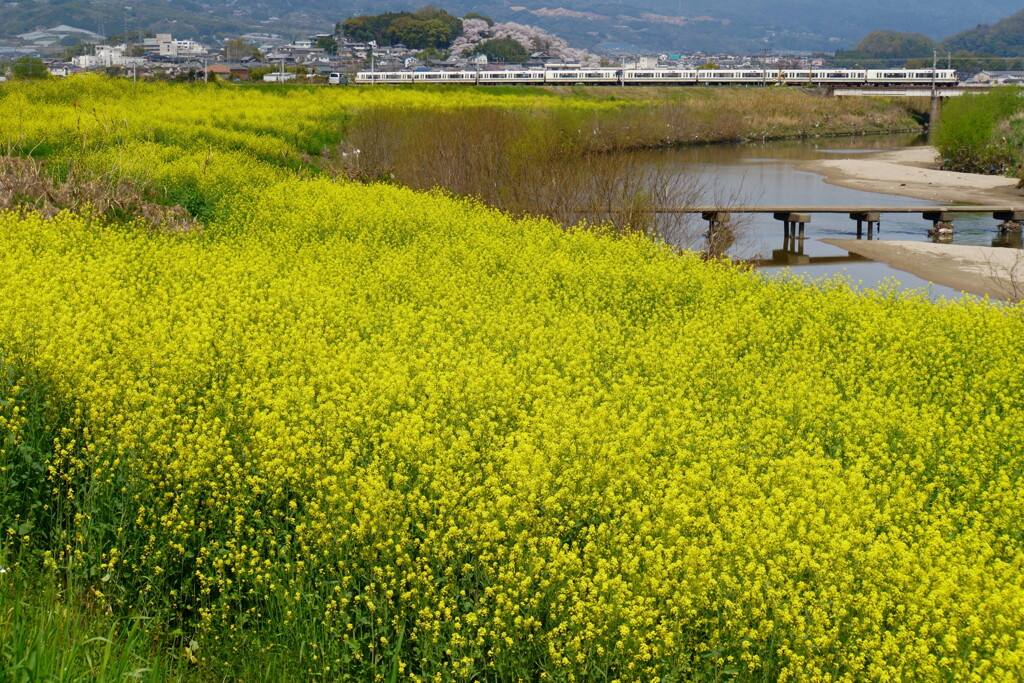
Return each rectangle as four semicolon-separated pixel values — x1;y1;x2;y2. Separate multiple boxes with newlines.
850;211;880;239
994;210;1024;233
773;212;810;240
923;211;955;238
701;211;733;258
929;96;941;130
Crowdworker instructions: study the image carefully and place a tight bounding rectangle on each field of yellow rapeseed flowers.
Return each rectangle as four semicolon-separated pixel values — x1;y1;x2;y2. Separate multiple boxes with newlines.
1;77;1023;681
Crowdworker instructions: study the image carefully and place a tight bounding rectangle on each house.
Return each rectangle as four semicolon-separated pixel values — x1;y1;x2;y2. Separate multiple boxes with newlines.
46;62;80;77
206;63;250;81
970;71;1024;85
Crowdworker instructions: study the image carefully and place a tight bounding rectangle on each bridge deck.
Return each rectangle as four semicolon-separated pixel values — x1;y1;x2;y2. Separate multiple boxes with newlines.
655;206;1024;214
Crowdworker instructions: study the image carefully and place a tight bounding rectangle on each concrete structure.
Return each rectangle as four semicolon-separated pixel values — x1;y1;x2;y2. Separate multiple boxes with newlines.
262;71;296;82
664;205;1024;241
74;45;129;68
153;34;206;58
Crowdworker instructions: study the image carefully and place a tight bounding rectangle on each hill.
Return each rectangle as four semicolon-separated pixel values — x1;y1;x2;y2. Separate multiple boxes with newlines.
1;0;1023;53
832;30;937;66
942;8;1024;57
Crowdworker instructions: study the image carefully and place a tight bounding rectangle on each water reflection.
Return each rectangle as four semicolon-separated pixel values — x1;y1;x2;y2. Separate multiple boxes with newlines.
751;234;870;267
993;231;1024;249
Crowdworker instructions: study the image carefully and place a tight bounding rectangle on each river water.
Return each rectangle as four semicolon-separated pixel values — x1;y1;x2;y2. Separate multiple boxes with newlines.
643;133;1014;301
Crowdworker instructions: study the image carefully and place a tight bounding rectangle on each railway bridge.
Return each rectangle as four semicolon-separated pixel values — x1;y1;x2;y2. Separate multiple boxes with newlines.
830;86;995;98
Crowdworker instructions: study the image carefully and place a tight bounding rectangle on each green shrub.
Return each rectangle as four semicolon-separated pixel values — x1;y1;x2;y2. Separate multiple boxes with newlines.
934;87;1024;173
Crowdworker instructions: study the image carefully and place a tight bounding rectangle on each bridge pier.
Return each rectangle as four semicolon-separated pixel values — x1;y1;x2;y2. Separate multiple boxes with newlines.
702;211;733;258
850;211;880;239
774;212;810;239
929;95;942;130
994;210;1024;233
923;211;955;238
702;211;730;233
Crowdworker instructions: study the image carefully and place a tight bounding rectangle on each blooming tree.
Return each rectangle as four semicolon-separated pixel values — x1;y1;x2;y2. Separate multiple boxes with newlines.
449;18;600;66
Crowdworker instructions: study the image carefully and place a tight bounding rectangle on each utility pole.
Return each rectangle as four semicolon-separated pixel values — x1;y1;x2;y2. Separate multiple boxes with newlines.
931;49;937;98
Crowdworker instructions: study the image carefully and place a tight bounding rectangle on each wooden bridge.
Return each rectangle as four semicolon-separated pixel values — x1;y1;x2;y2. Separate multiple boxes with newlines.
651;205;1024;239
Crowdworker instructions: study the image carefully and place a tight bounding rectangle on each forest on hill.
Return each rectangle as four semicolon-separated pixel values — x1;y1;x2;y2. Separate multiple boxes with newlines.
835;15;1024;69
943;8;1024;57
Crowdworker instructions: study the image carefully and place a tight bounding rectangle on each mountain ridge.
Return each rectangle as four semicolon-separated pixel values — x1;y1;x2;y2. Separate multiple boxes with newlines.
1;0;1021;53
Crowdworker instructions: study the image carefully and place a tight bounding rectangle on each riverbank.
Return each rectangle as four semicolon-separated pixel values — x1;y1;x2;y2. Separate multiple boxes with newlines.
799;146;1023;204
821;238;1023;300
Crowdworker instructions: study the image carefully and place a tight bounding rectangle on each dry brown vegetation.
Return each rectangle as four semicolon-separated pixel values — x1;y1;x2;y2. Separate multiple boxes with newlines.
336;88;921;254
336;106;709;249
0;154;200;233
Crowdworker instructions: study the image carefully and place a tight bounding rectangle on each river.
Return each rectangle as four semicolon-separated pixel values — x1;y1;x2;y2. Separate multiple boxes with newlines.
640;133;1014;301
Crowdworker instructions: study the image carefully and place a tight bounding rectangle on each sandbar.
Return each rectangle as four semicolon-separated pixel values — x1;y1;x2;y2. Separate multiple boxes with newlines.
821;239;1024;300
799;146;1023;205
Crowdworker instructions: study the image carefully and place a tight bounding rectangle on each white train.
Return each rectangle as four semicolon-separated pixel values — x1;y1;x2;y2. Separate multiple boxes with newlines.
355;68;959;87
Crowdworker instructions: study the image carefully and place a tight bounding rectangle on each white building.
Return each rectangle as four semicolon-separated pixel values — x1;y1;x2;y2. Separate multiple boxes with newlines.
154;34;206;58
85;45;125;67
174;39;205;56
71;44;145;69
71;54;100;68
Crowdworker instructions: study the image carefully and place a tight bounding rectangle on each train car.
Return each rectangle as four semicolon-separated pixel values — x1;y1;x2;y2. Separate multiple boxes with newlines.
697;69;773;85
777;70;810;84
621;70;698;84
477;70;545;84
544;68;620;84
865;69;958;86
355;71;415;84
810;70;867;84
412;70;477;83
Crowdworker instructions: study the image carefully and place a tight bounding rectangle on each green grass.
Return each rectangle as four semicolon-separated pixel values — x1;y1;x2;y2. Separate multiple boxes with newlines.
0;563;181;682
